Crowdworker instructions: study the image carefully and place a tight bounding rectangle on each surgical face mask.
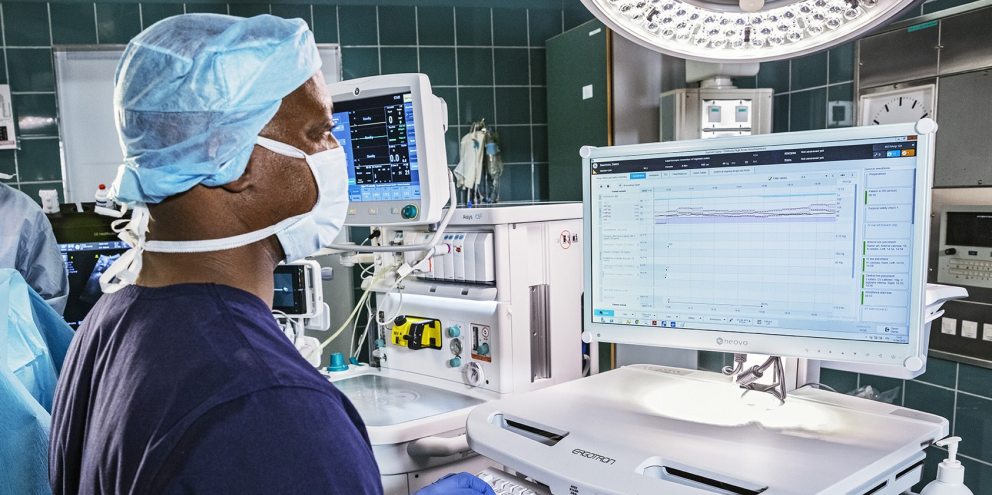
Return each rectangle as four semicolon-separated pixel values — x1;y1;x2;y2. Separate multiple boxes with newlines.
100;137;349;293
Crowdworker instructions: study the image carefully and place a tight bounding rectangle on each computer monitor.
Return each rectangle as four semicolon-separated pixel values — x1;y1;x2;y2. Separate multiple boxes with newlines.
583;120;938;378
327;73;449;226
59;240;130;329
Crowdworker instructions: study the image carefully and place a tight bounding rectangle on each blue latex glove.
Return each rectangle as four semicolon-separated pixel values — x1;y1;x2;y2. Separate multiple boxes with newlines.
415;472;496;495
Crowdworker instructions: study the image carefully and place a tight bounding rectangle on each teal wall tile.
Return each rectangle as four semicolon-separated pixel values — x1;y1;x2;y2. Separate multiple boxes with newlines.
493;48;528;86
379;6;416;46
495;87;529;125
828;42;855;83
757;59;789;95
496;88;531;125
417;6;453;46
954;394;992;460
530;48;545;85
563;4;595;31
734;76;757;89
790;51;827;91
532;124;547;162
96;3;141;44
380;47;417;75
271;4;311;29
527;8;561;46
13;93;58;137
773;94;789;133
961;455;992;494
820;368;859;394
312;5;338;44
455;7;491;46
496;124;530;163
959;363;992;399
506;163;534;201
17;138;61;182
457;47;493;86
51;4;97;45
339;5;378;46
0;151;15;182
789;88;826;131
7;48;54;92
916;357;958;389
904;380;956;424
17;181;63;205
828;82;853;103
184;3;226;15
458;86;494;125
4;2;50;47
0;51;9;84
341;47;379;79
531;86;546;124
534;160;548;200
492;8;528;46
228;3;269;18
419;47;456;86
141;3;185;30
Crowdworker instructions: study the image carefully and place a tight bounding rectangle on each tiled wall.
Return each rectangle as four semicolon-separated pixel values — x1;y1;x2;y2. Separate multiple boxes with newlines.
0;0;593;205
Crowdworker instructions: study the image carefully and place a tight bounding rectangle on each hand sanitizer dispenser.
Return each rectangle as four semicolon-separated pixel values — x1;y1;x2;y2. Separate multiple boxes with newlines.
921;437;974;495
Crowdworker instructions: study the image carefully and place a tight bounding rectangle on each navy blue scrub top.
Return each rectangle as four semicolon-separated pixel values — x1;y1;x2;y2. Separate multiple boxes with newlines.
49;283;383;495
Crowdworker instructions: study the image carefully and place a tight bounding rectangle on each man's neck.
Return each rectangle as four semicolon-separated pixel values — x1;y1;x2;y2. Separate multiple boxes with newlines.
136;242;280;307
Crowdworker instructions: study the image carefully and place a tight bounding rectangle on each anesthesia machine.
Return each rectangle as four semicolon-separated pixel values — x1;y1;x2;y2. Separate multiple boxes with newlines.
279;73;586;495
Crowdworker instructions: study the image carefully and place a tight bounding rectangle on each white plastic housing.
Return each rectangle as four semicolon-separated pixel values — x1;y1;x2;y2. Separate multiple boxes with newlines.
327;73;450;226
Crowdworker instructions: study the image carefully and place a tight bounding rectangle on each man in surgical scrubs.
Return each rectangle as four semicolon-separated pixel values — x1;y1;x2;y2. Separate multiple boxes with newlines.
0;182;69;314
48;14;494;495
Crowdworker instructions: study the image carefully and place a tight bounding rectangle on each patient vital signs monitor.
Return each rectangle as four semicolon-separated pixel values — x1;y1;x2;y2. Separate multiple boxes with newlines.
583;120;938;375
327;73;449;226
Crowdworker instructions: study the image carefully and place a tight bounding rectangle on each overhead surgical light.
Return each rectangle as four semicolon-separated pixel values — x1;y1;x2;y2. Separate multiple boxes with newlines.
580;0;919;62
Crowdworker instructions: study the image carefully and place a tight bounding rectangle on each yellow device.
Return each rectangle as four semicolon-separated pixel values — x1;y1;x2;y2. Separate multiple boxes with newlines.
390;315;442;350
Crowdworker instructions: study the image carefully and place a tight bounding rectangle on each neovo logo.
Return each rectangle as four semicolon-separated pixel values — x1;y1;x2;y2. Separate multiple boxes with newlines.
572;449;616;465
716;337;748;346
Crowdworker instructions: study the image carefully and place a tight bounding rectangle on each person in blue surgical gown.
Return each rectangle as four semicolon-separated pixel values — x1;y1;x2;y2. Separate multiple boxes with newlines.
47;14;494;495
0;182;69;315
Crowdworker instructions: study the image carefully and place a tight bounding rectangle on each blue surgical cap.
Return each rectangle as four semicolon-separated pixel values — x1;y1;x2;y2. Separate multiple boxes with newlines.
110;14;322;204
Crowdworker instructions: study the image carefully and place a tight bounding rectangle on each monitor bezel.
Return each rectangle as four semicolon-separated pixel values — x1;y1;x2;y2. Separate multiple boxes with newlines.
327;73;449;227
582;121;936;376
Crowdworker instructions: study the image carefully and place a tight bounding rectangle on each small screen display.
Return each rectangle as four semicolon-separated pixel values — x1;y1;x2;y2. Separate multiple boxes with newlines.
273;265;306;315
945;212;992;248
59;241;130;329
331;92;421;203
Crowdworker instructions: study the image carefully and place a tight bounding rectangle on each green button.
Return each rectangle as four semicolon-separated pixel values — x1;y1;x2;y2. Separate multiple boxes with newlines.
448;325;461;337
449;357;462;368
401;204;419;220
477;343;490;356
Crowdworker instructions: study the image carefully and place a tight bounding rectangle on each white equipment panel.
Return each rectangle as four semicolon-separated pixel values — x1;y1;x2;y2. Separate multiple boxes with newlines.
467;365;948;495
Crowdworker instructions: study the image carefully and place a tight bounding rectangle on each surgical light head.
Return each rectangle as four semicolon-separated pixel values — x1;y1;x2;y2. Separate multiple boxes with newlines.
109;13;322;205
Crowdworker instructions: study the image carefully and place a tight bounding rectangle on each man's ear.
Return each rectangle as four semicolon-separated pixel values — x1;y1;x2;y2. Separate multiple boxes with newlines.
220;152;257;193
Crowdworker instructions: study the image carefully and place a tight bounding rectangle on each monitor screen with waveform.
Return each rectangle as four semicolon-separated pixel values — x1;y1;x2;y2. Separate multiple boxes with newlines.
583;121;937;375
